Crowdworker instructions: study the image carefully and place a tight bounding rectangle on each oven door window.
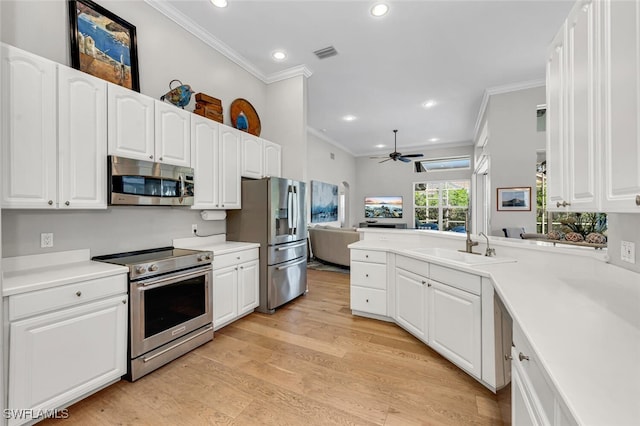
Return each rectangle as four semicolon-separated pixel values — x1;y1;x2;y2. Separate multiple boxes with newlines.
143;274;207;338
113;175;181;198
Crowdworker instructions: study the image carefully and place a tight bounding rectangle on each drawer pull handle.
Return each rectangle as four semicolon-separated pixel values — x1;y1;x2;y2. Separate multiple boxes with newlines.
76;291;82;297
518;352;530;362
636;194;640;206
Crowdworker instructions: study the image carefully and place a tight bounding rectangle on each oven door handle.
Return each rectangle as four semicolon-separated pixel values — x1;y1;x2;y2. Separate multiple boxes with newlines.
142;325;213;363
275;257;306;270
137;266;212;288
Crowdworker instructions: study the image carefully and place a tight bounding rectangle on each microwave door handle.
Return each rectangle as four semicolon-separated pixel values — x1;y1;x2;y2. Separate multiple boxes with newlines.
179;175;185;197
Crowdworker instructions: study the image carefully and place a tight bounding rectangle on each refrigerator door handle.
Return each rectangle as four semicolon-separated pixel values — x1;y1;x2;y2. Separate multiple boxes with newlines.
287;185;294;234
292;185;298;234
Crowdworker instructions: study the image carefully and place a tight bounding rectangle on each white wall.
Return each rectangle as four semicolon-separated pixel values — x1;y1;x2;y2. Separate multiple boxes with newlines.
480;87;546;235
607;213;640;274
307;132;357;227
0;0;274;257
355;145;474;228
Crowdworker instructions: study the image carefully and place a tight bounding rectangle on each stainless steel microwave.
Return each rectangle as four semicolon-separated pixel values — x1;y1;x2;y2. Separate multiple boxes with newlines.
108;156;194;206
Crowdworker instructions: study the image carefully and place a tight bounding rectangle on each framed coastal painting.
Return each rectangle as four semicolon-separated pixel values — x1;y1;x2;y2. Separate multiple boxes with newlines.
497;187;531;211
311;181;339;223
68;0;140;91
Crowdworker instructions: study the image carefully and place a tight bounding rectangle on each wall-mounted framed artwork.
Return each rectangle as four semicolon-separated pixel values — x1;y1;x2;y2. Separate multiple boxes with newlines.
68;0;140;91
311;181;339;223
497;187;531;211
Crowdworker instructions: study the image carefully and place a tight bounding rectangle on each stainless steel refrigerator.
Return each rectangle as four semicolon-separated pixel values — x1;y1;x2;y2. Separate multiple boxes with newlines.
227;177;307;314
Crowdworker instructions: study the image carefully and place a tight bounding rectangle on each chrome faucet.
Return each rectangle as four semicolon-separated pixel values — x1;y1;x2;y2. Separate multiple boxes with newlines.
479;232;496;257
461;211;479;254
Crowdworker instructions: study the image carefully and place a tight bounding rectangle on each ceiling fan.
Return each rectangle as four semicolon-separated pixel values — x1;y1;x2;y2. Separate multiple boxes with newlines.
370;130;424;163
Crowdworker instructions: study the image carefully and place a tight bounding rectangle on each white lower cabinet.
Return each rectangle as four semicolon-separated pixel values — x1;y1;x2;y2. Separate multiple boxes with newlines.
350;249;387;317
8;286;127;426
428;280;481;379
395;268;428;342
211;248;259;330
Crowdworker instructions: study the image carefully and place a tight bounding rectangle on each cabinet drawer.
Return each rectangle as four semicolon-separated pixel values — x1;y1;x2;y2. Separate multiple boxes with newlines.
350;261;386;289
351;249;386;263
512;323;554;423
430;264;481;296
351;286;386;316
396;255;430;277
9;274;127;321
212;248;259;270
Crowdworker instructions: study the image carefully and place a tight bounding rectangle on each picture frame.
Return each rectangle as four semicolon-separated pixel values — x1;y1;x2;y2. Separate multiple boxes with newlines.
68;0;140;91
497;187;531;211
311;181;339;223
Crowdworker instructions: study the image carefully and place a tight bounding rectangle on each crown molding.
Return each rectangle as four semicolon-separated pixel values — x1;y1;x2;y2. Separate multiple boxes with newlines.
307;127;356;156
472;78;545;142
145;0;312;85
265;65;314;84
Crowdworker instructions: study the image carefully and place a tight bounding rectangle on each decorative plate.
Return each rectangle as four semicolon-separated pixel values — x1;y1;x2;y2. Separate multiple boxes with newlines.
230;98;261;136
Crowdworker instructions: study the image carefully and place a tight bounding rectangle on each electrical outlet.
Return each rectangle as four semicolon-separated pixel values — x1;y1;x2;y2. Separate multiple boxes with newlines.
621;240;636;264
191;224;198;235
40;233;54;248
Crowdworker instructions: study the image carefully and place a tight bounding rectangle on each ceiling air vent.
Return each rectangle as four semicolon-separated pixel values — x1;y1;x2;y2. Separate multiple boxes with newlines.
314;46;338;59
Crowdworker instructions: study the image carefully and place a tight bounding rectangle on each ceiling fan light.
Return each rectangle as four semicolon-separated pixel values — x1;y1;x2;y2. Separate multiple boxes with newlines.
210;0;228;8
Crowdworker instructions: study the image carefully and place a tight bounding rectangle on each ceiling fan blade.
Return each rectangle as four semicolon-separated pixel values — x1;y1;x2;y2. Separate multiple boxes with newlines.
398;156;412;163
369;156;389;159
401;154;424;158
379;158;392;163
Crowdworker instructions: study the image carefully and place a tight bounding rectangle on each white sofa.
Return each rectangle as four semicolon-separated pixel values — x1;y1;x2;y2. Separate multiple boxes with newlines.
308;226;361;267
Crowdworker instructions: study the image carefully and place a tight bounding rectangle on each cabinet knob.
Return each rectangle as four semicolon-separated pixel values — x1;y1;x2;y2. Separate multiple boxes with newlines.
518;352;530;362
366;299;369;303
48;200;53;205
365;255;369;258
365;274;369;277
556;200;571;208
122;299;127;304
240;266;244;269
636;194;640;206
159;157;163;161
505;354;513;361
421;280;426;285
221;204;225;207
76;291;82;297
65;201;70;206
235;267;238;271
149;155;153;159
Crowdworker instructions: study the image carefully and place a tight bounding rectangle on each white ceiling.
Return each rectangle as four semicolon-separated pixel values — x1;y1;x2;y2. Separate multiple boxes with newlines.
150;0;573;156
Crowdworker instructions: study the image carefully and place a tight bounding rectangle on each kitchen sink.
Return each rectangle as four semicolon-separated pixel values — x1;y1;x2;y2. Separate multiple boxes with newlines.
405;247;517;265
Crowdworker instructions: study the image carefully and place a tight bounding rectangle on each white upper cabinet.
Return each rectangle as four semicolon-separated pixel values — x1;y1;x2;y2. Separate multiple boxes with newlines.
263;140;282;178
601;0;640;212
191;117;241;210
1;44;57;208
1;44;106;209
154;100;191;167
241;133;263;179
566;0;599;211
107;83;155;161
58;66;107;209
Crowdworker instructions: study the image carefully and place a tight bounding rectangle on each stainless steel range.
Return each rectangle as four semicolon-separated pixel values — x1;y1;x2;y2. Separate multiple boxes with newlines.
93;247;213;381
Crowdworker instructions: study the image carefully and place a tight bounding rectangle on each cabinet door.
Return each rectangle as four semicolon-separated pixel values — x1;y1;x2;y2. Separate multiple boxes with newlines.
212;265;238;330
395;268;428;342
546;24;568;211
58;66;107;209
511;363;539;426
191;114;219;209
8;295;127;425
241;134;263;179
428;281;481;379
566;0;599;211
107;83;154;161
219;125;242;209
154;100;191;167
1;44;57;208
602;0;640;212
263;140;282;178
238;259;259;316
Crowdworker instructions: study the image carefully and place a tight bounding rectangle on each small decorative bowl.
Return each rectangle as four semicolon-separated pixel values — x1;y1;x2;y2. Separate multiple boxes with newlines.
565;232;585;242
585;232;607;244
547;230;564;240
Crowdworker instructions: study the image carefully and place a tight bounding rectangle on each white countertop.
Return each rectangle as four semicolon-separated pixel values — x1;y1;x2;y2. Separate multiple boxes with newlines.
349;238;640;425
173;235;260;254
2;249;128;296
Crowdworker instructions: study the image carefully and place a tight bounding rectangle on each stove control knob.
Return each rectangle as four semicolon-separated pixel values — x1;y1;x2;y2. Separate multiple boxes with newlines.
199;254;212;262
135;266;147;275
149;264;159;272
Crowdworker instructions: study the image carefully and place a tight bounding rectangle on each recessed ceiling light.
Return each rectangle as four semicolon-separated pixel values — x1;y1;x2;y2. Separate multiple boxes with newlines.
375;144;386;148
422;100;437;108
343;115;357;122
272;50;287;61
210;0;227;8
429;138;440;142
371;3;389;17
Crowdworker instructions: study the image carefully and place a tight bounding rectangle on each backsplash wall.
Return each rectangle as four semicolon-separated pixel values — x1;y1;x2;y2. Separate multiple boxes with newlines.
2;208;225;258
606;213;640;274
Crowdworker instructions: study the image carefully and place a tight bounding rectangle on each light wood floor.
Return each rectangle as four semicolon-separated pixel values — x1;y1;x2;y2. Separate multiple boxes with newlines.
43;269;504;425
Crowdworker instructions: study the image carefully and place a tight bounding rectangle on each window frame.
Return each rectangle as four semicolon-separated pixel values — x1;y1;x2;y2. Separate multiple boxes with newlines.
413;179;471;231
